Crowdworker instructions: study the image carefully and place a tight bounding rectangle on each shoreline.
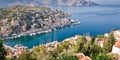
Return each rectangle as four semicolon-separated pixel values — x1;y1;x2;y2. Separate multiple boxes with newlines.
3;29;120;50
2;20;80;40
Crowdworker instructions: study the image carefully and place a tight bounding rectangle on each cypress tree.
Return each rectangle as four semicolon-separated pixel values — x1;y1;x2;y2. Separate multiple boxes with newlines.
0;39;6;60
103;30;115;53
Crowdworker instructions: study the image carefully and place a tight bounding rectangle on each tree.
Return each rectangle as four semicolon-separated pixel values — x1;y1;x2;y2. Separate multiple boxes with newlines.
72;38;84;52
49;48;60;60
97;34;104;38
89;44;102;60
60;55;78;60
59;41;70;50
91;36;95;44
0;39;6;60
103;30;115;53
18;51;34;60
32;45;46;60
95;53;116;60
6;57;14;60
82;36;87;42
82;41;102;59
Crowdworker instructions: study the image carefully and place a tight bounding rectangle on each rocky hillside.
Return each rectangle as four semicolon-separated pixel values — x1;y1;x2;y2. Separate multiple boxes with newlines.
0;5;71;38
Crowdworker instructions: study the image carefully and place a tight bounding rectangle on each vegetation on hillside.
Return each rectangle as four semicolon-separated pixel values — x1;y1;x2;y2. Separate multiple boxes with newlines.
14;31;117;60
0;39;6;60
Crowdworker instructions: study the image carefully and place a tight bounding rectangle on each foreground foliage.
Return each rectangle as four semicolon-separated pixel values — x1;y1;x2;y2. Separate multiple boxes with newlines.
0;39;6;60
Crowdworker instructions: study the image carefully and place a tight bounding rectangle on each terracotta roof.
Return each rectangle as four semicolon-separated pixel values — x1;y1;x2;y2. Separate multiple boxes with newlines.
75;53;85;60
114;42;120;48
78;54;85;60
74;53;91;60
82;56;91;60
116;35;120;38
118;30;120;32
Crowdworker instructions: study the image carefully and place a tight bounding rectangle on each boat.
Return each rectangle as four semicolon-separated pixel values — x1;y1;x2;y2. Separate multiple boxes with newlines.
73;21;80;25
29;33;33;36
71;19;80;25
37;32;42;34
32;33;36;36
54;29;57;31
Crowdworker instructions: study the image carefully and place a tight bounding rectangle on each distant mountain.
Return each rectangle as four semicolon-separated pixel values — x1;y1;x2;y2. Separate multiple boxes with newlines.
57;0;98;6
8;0;98;7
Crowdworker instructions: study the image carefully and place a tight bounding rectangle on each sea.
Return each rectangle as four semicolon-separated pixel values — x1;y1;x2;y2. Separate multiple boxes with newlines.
3;4;120;48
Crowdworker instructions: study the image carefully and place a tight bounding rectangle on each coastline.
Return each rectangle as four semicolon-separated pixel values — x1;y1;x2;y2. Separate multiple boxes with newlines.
3;29;120;54
2;20;80;40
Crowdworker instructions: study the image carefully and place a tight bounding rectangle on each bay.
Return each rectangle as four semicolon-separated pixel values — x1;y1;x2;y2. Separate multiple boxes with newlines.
3;5;120;48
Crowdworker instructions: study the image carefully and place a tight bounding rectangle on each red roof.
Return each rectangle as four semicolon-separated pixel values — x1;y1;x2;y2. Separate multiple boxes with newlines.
75;53;85;60
78;54;85;60
82;56;91;60
114;42;120;48
116;35;120;38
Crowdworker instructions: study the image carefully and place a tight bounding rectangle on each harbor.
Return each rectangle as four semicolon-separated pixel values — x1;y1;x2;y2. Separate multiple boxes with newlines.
2;20;80;40
2;5;120;49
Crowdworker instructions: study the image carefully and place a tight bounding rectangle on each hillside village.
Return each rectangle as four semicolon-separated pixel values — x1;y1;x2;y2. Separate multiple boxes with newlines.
0;5;80;39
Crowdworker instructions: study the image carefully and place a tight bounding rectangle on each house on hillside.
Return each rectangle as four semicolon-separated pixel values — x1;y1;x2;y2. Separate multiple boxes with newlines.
86;36;91;41
104;33;109;38
95;38;105;48
112;42;120;56
114;30;120;41
64;35;81;43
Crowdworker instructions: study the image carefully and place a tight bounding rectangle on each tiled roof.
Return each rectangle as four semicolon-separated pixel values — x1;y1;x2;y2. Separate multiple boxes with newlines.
74;53;85;60
116;35;120;38
114;42;120;48
78;54;85;60
82;56;91;60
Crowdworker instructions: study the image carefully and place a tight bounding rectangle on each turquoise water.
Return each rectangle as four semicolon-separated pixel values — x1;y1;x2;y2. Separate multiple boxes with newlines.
3;5;120;48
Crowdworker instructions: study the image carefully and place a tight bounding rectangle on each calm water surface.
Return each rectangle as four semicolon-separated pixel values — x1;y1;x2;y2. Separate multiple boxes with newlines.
3;6;120;48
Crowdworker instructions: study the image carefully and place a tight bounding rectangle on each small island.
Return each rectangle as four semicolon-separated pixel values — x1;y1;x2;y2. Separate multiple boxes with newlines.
0;5;80;39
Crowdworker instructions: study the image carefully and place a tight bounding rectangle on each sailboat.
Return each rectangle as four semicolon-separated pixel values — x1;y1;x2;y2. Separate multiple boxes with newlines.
54;31;58;42
51;31;58;46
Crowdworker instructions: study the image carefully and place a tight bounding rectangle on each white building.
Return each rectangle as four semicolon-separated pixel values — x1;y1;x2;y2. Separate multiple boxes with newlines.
114;30;120;41
112;42;120;56
95;38;105;48
104;33;109;38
